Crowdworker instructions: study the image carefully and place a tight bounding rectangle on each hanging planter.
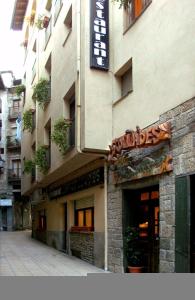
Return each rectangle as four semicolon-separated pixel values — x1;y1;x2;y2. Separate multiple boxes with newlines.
113;0;130;9
51;118;72;155
35;146;49;174
25;10;36;25
15;84;26;96
32;78;51;109
22;109;33;132
24;160;35;174
35;15;50;29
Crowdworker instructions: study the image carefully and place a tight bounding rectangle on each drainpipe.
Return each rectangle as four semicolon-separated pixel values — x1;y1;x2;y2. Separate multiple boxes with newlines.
76;0;109;271
104;161;108;271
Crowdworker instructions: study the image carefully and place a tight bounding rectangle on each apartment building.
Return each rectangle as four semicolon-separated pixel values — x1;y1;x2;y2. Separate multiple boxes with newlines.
0;72;31;230
11;0;112;269
11;0;195;273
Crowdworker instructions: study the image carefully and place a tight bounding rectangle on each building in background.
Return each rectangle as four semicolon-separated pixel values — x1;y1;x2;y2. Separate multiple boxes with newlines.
0;71;31;231
11;0;195;273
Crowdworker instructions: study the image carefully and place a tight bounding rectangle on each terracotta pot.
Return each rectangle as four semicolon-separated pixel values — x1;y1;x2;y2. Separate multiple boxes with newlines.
128;266;144;273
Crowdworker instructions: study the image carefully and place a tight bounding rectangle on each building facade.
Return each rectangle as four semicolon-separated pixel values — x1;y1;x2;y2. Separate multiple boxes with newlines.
0;72;31;231
11;0;195;272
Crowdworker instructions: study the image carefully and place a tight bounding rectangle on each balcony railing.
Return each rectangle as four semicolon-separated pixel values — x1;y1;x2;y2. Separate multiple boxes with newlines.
8;108;22;120
8;168;21;182
7;136;21;149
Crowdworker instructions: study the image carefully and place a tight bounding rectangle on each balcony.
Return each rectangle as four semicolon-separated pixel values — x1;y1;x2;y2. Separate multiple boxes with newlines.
8;108;21;120
8;168;21;183
7;136;21;149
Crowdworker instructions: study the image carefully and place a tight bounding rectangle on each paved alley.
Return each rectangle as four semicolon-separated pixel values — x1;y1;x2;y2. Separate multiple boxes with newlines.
0;231;106;276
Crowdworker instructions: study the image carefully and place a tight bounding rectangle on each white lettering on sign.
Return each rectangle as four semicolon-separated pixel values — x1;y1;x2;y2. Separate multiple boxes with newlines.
91;0;109;69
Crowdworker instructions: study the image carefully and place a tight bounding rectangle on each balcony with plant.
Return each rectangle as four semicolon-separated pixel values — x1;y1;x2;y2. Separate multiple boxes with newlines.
22;110;34;132
32;79;51;109
15;84;26;97
51;118;72;155
35;15;50;30
35;145;50;175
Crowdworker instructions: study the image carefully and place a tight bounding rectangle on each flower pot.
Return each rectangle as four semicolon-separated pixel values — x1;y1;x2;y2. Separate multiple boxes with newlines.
128;266;144;273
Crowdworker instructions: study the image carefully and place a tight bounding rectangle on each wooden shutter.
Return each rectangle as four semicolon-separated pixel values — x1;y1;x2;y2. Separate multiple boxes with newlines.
175;176;190;272
135;0;143;18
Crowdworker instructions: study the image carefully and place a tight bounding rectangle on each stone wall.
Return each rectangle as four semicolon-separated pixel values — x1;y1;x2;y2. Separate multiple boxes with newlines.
107;97;195;273
70;232;94;264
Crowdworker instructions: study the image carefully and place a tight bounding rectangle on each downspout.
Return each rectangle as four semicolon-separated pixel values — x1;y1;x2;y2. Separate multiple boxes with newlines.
76;0;108;271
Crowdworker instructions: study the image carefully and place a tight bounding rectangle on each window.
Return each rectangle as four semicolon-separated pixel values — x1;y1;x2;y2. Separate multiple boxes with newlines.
75;208;94;228
39;210;47;230
115;58;133;101
54;0;63;25
63;5;72;46
64;5;72;30
124;0;152;30
32;59;36;83
121;67;132;97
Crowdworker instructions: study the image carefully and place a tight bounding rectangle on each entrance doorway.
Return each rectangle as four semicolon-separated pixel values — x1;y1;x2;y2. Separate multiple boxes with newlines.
123;185;159;272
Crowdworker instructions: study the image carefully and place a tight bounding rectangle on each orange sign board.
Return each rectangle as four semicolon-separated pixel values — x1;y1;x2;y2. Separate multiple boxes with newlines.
108;122;171;162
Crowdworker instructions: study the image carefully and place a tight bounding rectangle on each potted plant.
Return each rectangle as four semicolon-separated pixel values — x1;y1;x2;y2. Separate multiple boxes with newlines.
35;15;50;29
32;78;51;109
35;145;49;174
22;109;33;132
24;160;35;174
51;118;72;155
124;226;144;273
113;0;130;9
15;84;25;96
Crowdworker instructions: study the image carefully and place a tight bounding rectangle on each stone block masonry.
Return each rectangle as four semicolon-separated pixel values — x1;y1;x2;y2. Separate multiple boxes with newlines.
70;232;94;264
107;97;195;273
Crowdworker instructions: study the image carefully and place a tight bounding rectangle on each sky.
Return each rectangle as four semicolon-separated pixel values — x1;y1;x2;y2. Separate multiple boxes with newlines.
0;0;24;79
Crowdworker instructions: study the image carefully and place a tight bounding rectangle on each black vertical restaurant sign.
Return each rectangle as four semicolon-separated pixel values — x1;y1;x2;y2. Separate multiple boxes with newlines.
90;0;109;70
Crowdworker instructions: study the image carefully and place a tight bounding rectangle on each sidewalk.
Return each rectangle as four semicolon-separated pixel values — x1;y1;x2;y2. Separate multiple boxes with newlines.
0;230;107;276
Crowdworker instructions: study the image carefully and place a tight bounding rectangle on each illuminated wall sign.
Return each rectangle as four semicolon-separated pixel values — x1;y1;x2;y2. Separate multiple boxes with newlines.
90;0;109;70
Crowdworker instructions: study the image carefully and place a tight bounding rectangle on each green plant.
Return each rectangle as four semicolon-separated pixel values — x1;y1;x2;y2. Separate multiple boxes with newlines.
22;110;33;131
124;226;144;266
35;15;50;29
24;160;35;174
32;78;50;108
51;118;72;155
113;0;130;9
35;146;49;174
15;84;25;96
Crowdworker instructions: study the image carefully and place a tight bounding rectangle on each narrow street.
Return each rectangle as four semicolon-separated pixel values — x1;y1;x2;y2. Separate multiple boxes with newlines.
0;231;106;276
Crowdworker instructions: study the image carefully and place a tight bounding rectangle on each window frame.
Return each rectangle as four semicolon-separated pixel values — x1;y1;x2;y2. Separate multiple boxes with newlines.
123;0;152;34
75;207;94;229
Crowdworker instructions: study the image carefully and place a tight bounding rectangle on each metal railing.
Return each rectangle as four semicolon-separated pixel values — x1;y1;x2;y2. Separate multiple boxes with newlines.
8;107;22;119
8;168;21;181
6;136;21;149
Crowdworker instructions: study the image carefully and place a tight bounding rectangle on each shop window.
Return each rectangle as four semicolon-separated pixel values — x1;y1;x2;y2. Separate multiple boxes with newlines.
75;207;94;229
124;0;152;31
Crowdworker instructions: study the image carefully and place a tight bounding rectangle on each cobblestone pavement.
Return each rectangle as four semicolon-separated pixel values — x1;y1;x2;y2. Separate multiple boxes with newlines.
0;231;106;276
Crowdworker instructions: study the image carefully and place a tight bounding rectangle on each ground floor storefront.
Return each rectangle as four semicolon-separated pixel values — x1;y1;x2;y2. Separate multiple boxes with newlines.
107;97;195;273
31;166;106;269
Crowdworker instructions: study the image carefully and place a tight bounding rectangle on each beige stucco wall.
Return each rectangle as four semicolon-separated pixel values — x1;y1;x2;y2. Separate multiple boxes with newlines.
112;0;195;137
32;184;105;233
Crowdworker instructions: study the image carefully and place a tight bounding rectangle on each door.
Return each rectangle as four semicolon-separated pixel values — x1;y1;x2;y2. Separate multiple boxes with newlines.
123;186;159;272
175;176;190;272
2;207;7;230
